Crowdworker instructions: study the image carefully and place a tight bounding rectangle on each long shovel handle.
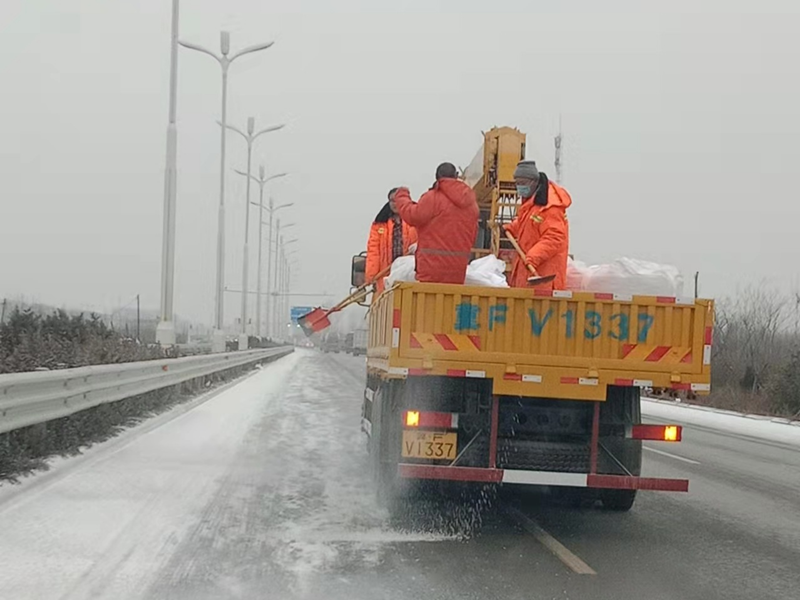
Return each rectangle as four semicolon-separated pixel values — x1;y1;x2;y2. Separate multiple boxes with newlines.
504;230;539;277
327;263;393;316
368;264;393;286
504;230;557;286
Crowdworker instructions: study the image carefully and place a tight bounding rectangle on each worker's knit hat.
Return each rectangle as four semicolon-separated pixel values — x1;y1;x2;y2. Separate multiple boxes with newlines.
514;160;539;181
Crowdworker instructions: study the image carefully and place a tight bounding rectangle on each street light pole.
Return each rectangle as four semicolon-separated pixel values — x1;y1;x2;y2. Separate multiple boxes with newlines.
179;32;274;352
235;168;287;338
263;205;293;338
275;236;298;337
286;256;300;340
156;0;181;346
225;118;284;349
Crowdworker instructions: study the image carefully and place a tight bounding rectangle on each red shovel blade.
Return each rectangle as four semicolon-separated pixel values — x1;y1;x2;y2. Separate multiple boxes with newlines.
527;274;556;286
298;308;331;336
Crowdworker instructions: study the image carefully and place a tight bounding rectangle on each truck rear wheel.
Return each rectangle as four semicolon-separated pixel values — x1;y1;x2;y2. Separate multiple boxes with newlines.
600;489;637;511
370;380;407;513
598;386;642;512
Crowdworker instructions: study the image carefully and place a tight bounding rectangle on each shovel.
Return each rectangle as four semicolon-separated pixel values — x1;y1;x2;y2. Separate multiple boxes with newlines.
298;264;392;335
504;230;557;286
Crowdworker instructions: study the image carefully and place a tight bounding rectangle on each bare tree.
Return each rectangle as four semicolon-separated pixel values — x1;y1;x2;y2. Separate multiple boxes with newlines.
713;285;790;393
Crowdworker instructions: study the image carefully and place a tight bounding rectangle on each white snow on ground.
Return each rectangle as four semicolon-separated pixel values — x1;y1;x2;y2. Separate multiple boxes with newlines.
643;398;800;448
0;353;302;600
0;349;462;600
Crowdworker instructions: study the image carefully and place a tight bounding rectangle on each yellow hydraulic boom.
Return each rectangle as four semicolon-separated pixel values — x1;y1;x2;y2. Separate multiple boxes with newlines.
462;126;527;261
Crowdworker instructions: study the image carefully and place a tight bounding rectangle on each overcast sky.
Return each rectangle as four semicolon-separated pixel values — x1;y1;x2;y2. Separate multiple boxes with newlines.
1;0;798;325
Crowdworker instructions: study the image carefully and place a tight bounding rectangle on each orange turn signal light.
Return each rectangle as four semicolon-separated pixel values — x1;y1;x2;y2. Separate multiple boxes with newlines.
664;426;679;441
405;410;420;427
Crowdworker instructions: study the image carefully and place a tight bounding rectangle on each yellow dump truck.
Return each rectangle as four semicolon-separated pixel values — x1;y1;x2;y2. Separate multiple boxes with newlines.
355;127;713;510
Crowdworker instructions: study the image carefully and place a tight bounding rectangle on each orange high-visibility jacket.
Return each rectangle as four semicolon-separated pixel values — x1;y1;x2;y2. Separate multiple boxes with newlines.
505;180;572;290
394;179;479;284
365;214;416;294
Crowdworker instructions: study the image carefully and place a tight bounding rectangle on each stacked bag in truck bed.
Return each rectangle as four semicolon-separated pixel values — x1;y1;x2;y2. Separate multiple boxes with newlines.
567;257;684;297
385;255;509;288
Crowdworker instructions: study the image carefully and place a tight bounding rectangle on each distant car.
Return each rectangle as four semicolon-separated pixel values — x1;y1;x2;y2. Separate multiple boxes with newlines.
321;332;343;353
352;328;368;357
344;333;355;354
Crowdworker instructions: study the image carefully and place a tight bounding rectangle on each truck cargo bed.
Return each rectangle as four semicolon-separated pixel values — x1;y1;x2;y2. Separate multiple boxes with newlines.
367;282;713;400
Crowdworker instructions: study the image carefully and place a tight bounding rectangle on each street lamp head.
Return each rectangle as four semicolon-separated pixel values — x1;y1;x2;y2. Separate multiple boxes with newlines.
220;31;231;56
266;172;288;183
252;123;286;142
178;40;220;61
276;202;294;211
247;116;255;135
259;165;265;179
232;41;275;61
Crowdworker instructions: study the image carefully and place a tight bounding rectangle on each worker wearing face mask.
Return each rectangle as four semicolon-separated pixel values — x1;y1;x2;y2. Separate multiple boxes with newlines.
503;160;572;290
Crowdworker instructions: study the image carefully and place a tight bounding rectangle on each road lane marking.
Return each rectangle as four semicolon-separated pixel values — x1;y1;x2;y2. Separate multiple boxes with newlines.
644;446;701;465
504;506;597;575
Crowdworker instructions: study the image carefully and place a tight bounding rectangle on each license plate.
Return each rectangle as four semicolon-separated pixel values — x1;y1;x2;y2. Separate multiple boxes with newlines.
402;431;457;460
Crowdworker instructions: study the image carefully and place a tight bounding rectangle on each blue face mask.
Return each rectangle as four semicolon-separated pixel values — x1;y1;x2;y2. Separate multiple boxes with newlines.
516;184;534;199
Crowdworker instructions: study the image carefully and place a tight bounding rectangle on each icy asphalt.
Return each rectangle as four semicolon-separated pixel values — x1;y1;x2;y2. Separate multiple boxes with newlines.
1;349;799;600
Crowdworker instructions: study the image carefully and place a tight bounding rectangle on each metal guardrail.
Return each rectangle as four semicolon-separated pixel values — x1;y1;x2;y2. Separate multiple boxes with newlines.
0;347;293;435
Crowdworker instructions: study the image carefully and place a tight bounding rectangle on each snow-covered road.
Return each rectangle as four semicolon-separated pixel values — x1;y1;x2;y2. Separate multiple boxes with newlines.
0;351;454;600
1;349;799;600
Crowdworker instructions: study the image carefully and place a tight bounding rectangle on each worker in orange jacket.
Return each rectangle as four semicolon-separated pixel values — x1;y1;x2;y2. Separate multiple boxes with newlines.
365;188;417;295
504;160;572;290
393;163;479;284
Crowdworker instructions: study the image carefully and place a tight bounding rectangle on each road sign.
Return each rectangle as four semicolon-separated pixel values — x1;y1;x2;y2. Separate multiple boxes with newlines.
290;306;315;323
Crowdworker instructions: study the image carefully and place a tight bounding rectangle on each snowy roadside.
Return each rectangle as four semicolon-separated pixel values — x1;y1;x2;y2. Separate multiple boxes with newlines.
643;397;800;448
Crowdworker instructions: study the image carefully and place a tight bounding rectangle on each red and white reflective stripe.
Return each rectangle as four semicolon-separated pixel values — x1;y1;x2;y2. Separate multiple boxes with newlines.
657;296;695;305
534;290;573;299
561;377;598;386
586;474;688;492
399;464;688;492
670;382;711;392
365;388;375;402
392;309;401;348
398;465;503;483
447;369;486;378
614;378;653;387
503;373;543;383
703;345;712;365
593;292;633;302
503;470;587;487
704;326;713;345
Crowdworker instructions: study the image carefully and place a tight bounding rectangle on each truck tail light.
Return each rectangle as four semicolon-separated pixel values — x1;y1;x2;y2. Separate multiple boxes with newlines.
630;424;682;442
402;410;458;429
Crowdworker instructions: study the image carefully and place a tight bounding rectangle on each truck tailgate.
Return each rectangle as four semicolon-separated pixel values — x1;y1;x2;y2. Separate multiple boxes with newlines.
367;283;713;400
